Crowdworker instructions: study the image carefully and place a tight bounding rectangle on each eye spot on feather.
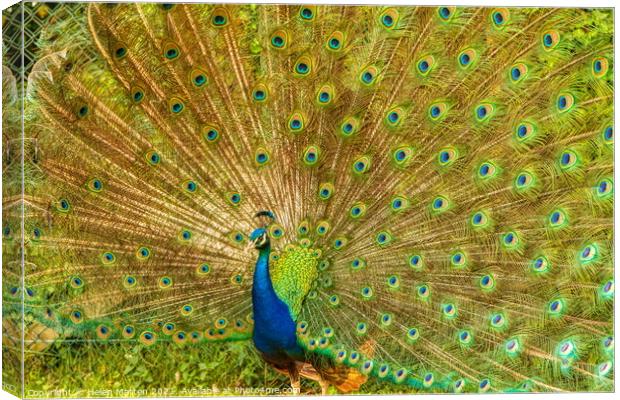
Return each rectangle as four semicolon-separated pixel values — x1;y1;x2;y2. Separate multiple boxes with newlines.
458;48;477;68
69;276;84;289
169;98;185;114
303;145;321;166
542;30;560;50
489;312;507;329
211;8;229;26
547;298;566;317
299;6;315;21
352;155;371;174
501;231;519;249
450;250;467;269
197;263;211;275
379;8;399;29
131;86;145;103
270;30;288;49
163;44;180;60
122;325;135;339
326;31;344;51
360;66;379;86
479;379;491;392
557;340;576;359
578;243;599;265
505;337;521;356
509;63;528;83
182;180;197;193
316;221;330;236
491;9;509;29
328;294;340;306
595;178;613;199
387;275;400;289
96;325;111;340
77;105;89;118
599;279;614;300
442;303;457;319
113;45;127;59
136;246;151;260
513;171;535;191
602;125;613;144
340;116;360;137
531;255;550;274
558;149;579;170
252;85;268;102
140;331;156;345
70;310;83;324
123;275;137;288
470;210;489;229
360;286;374;299
380;313;393;326
145;150;161;166
350;257;366;271
318;182;334;200
375;230;393;246
255;148;270;166
430;195;450;214
592;57;609;78
416;55;435;76
479;274;496;292
458;329;473;346
86;178;103;193
32;227;42;241
384;107;404;128
437;6;455;21
598;361;613;377
179;229;192;242
556;93;575;113
159;276;173;289
437;147;458;167
316;84;335;106
101;251;116;266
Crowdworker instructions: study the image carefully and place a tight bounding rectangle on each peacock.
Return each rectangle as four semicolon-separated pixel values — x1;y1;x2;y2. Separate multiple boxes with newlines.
2;2;614;395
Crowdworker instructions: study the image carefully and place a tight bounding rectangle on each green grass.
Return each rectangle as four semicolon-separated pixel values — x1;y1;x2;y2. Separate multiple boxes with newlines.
15;340;409;397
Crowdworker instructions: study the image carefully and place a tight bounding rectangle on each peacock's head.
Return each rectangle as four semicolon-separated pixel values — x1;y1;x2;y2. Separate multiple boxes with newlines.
249;227;269;250
248;211;275;250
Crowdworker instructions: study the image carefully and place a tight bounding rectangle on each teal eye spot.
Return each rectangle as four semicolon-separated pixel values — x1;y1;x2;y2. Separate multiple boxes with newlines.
141;149;161;167
329;38;340;49
114;47;127;59
595;178;613;199
78;105;89;118
212;14;227;26
171;101;184;114
490;312;506;329
295;62;309;75
165;48;179;59
603;126;613;144
184;180;197;193
32;227;41;240
271;35;285;48
375;231;392;246
253;89;267;102
442;303;457;318
180;230;192;241
133;90;144;102
559;149;578;170
438;7;451;20
578;243;599;265
382;14;394;27
531;255;550;274
318;91;330;103
101;251;116;265
300;7;314;20
193;74;207;86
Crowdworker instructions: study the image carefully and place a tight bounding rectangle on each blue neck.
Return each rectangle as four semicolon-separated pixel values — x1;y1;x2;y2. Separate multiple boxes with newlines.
252;246;275;301
251;245;301;358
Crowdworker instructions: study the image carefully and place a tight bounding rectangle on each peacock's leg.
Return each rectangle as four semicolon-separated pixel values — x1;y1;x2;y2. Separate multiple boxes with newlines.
319;378;330;396
288;364;301;395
